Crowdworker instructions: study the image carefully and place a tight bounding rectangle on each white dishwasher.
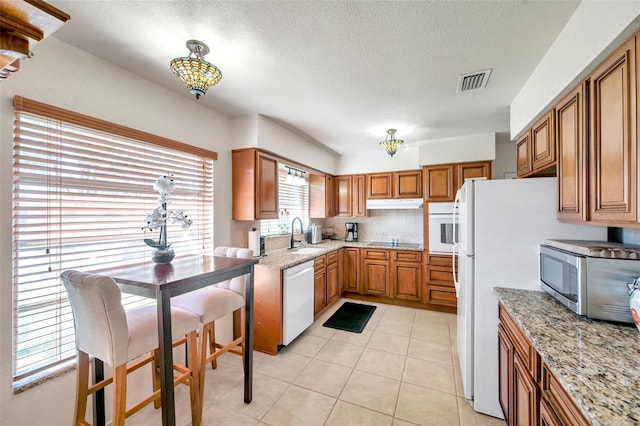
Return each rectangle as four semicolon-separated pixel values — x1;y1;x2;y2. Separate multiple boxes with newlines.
282;260;315;345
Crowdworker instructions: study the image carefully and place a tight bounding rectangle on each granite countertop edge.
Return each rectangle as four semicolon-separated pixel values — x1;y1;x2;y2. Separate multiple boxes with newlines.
256;240;424;269
494;287;640;426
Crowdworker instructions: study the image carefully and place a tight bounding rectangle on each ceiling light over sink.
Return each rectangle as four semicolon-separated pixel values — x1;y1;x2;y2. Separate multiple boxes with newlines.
170;39;222;100
380;129;405;157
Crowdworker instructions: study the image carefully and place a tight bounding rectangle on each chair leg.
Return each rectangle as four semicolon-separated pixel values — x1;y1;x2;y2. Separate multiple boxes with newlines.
208;321;217;369
239;308;246;369
152;348;161;409
112;364;127;426
186;330;201;426
199;322;211;403
74;351;90;426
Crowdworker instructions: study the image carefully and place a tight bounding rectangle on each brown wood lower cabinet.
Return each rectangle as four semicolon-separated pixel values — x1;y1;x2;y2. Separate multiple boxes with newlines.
392;250;422;301
540;362;589;426
314;252;339;318
326;251;339;305
540;396;562;426
340;247;360;293
425;254;456;306
498;303;588;426
361;248;391;297
253;265;283;355
314;255;327;316
513;352;539;425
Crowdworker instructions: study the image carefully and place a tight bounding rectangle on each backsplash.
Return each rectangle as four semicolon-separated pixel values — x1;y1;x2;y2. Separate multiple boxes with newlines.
620;227;640;246
323;209;423;244
230;209;424;251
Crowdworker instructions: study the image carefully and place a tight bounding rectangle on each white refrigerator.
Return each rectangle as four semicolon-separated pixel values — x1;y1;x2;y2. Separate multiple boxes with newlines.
452;177;606;418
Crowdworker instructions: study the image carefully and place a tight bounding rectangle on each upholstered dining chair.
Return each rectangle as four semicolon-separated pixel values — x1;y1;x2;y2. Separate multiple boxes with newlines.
171;247;253;401
61;270;202;426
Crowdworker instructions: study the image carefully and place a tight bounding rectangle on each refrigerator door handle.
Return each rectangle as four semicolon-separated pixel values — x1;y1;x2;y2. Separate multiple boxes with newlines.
452;244;459;297
453;189;461;246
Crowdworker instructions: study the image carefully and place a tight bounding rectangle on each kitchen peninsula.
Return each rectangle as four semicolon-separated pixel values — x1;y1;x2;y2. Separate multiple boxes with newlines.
495;288;640;425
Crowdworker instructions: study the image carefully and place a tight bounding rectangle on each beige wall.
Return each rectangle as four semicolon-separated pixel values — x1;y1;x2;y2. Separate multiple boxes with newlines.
511;2;640;137
0;37;236;425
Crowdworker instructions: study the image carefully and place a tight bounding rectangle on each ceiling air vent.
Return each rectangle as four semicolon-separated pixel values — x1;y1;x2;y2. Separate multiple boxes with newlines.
457;69;492;92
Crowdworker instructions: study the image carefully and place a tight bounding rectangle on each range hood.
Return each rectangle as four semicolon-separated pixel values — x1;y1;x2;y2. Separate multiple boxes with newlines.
366;198;423;210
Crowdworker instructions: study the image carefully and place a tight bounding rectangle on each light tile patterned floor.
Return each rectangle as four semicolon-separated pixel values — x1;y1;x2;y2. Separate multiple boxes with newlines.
129;298;507;426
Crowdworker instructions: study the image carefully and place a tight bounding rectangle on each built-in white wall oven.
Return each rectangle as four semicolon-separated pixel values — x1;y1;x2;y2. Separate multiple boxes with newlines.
428;202;456;254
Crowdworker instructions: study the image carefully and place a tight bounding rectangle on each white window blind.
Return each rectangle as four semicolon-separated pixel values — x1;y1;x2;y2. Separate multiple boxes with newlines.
12;97;215;386
260;166;309;235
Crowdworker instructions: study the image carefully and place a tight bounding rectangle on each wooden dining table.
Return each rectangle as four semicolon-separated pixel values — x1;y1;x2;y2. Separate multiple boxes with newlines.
94;254;259;426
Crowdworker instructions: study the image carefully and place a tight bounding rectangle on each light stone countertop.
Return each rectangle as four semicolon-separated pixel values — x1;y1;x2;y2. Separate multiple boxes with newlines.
256;239;424;270
494;288;640;425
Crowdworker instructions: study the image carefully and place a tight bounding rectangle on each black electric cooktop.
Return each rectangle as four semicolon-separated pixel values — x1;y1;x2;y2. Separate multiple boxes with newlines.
367;241;421;249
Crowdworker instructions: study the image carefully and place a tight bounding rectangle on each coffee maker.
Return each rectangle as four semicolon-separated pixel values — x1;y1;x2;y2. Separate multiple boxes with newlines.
345;222;358;242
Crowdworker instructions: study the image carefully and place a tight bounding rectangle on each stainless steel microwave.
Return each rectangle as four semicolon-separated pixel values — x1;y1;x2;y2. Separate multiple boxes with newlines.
539;244;638;324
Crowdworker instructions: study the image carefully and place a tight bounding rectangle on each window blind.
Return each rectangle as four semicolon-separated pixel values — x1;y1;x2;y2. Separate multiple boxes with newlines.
260;166;309;235
12;100;215;386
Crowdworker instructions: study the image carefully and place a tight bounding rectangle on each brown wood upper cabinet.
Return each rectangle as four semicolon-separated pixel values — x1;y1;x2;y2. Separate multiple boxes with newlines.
531;112;556;172
0;1;70;79
352;174;367;217
588;35;638;225
424;164;456;202
394;170;423;198
556;84;587;222
517;111;556;178
232;148;279;220
309;174;336;218
366;170;422;199
516;132;533;177
423;161;492;202
335;175;353;217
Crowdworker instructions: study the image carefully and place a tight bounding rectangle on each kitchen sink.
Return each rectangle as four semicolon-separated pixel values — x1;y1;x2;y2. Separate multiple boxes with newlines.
291;247;325;255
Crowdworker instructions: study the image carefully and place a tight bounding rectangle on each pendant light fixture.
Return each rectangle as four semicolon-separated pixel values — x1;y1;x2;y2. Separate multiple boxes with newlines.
170;40;222;100
380;129;405;157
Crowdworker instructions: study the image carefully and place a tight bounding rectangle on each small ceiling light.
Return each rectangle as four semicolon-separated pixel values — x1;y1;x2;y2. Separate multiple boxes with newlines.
380;129;405;157
285;167;294;184
170;39;222;100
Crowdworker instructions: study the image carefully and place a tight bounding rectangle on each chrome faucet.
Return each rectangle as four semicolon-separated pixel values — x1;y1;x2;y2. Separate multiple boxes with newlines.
290;217;304;249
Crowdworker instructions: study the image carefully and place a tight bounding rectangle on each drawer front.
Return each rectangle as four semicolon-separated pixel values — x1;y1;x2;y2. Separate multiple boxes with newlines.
427;265;453;284
326;251;338;265
427;286;457;306
394;250;422;263
361;248;389;260
314;255;326;270
427;254;454;267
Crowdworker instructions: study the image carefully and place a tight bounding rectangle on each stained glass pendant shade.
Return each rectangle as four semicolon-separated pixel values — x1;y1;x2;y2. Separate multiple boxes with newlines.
380;129;405;157
170;40;222;99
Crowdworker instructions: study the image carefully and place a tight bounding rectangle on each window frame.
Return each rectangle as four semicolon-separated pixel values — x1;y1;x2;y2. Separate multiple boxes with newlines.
11;96;216;389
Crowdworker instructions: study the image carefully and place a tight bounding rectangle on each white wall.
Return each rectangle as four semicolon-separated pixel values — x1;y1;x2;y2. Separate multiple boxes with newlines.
417;133;496;166
230;114;337;174
337;145;421;175
492;133;517;179
0;37;236;425
511;1;640;138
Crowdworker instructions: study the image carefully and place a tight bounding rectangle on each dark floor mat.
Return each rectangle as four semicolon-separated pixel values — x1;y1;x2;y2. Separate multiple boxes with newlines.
322;302;376;333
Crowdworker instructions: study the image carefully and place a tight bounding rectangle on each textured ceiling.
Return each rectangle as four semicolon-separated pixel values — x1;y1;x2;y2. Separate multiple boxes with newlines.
50;0;580;155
